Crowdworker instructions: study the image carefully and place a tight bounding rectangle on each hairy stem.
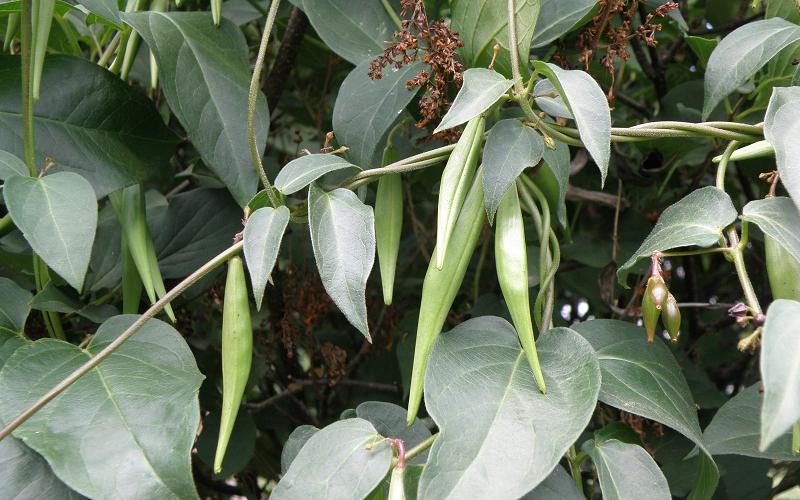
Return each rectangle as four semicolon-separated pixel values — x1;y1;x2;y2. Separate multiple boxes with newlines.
506;0;523;94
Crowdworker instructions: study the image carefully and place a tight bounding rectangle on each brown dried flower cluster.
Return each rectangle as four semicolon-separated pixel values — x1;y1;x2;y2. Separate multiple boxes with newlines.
369;0;465;131
575;0;679;98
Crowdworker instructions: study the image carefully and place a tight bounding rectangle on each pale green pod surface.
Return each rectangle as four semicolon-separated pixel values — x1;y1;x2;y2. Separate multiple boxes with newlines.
30;0;55;100
375;172;403;306
642;289;660;343
4;13;19;52
110;185;156;303
407;170;486;424
120;235;143;314
494;184;546;393
212;0;222;26
765;234;800;301
388;465;406;500
435;116;485;269
214;256;254;474
663;293;681;341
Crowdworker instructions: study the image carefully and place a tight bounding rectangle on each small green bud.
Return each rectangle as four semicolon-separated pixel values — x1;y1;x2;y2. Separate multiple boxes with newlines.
646;276;669;309
663;293;681;341
642;289;660;343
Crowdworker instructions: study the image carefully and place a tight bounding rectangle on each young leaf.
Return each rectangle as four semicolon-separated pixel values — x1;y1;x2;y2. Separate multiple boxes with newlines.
272;419;392;499
764;88;800;210
702;18;800;120
308;183;375;339
742;197;800;263
123;12;269;207
531;0;597;48
433;68;515;133
274;154;359;195
535;140;571;228
243;206;290;310
532;61;610;185
759;299;800;451
0;315;203;499
617;187;737;286
584;438;671;500
482;119;544;222
420;316;601;499
332;60;423;169
0;278;31;334
4;172;97;292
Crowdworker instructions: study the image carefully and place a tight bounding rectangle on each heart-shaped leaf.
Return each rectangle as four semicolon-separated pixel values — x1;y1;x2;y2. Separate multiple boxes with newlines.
356;401;432;464
272;418;392;499
4;172;97;291
420;316;601;499
533;61;610;185
764;87;800;210
617;186;737;286
243;206;290;310
0;149;26;180
0;315;203;499
308;184;375;339
274;154;358;195
434;69;515;133
519;465;583;500
0;277;31;334
124;12;269;207
584;438;671;500
742;197;800;263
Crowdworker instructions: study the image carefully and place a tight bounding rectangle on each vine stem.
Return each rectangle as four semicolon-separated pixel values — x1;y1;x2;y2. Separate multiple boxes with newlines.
0;241;244;442
506;0;523;95
248;0;282;208
395;433;438;466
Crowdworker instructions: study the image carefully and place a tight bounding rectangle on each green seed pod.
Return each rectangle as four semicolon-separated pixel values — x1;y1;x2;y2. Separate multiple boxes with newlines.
435;116;485;269
641;287;660;343
30;0;55;100
3;13;19;52
663;293;681;341
494;184;546;393
765;234;800;301
212;0;223;26
387;465;406;500
407;170;486;425
375;145;403;305
120;236;143;315
214;256;253;474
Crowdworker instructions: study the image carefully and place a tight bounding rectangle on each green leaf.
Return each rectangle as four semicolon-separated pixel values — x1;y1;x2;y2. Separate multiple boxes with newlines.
433;68;515;134
355;401;432;464
280;425;319;473
764;87;800;209
123;11;269;207
742;197;800;263
0;277;31;333
333;60;423;169
0;433;82;500
532;61;610;185
272;418;392;499
30;282;117;323
195;410;257;478
76;0;120;25
4;172;97;291
702;18;800;119
308;184;375;339
300;0;395;65
689;452;720;500
584;438;671;500
0;149;26;180
243;206;289;311
0;315;203;499
531;0;597;48
535;140;571;228
482;119;544;222
685;36;717;69
420;316;601;498
704;384;799;460
0;330;25;363
759;299;800;450
0;55;178;198
533;79;573;119
617;187;737;286
450;0;540;78
519;465;583;500
274;154;359;194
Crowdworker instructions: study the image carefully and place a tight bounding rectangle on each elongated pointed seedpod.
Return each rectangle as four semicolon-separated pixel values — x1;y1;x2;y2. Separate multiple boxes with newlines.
765;234;800;301
407;170;486;424
663;293;681;341
494;184;546;393
30;0;55;100
214;256;253;474
375;145;403;305
435;116;484;269
212;0;222;26
387;465;406;500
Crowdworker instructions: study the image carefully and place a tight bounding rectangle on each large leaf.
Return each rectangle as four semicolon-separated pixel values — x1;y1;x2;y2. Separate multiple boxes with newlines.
519;465;583;500
742;197;800;263
702;18;800;119
764;87;800;209
355;401;432;464
532;61;610;185
434;68;515;133
531;0;597;48
584;438;671;500
0;55;177;198
243;206;289;311
272;418;392;499
0;277;31;334
759;299;800;450
451;0;540;78
274;154;358;195
617;187;737;286
704;384;799;460
4;172;97;291
482;119;544;222
308;183;375;339
0;149;26;180
300;0;395;65
333;60;423;169
0;315;203;499
124;12;269;207
420;316;601;499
